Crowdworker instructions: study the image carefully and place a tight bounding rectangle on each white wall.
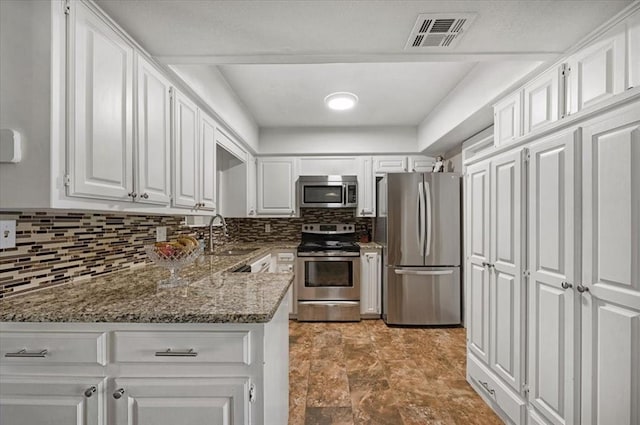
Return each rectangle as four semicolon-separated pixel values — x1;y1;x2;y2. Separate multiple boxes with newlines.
170;65;259;153
417;61;545;155
0;0;53;207
259;126;418;155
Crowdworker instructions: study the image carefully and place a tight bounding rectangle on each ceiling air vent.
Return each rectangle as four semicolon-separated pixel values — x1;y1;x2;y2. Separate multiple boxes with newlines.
405;13;476;49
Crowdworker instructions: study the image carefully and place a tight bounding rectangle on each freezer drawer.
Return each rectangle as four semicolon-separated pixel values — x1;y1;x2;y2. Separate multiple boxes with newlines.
384;266;461;325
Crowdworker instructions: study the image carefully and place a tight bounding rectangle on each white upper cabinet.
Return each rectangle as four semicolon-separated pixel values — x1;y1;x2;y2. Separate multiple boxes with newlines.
567;26;626;114
136;54;171;205
373;156;408;173
493;91;523;147
172;90;199;209
373;156;434;174
257;157;297;215
67;1;133;201
628;12;640;89
579;105;640;425
199;112;217;211
357;157;375;217
523;66;562;134
527;129;580;425
246;153;257;217
408;156;435;172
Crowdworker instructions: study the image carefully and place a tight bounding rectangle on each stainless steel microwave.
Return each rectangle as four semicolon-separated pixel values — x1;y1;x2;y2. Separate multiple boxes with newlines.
298;176;358;208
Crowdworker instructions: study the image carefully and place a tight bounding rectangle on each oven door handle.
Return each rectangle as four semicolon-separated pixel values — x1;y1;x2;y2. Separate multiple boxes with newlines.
394;269;453;276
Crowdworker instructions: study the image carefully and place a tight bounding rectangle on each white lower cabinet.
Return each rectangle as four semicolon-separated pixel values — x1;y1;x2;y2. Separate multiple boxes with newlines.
465;148;526;423
0;300;290;425
113;377;249;425
528;128;580;425
360;250;381;317
465;100;640;425
0;376;107;425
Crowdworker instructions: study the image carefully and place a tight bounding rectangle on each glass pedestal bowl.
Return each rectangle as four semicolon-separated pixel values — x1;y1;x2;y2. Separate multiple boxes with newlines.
145;244;203;288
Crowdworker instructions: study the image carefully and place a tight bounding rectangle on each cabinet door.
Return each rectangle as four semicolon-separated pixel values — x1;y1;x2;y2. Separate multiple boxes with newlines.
136;54;171;204
488;150;525;394
465;160;491;364
580;106;640;425
172;90;199;209
567;28;625;114
408;156;434;172
373;156;408;173
357;156;375;217
0;376;106;425
523;67;561;134
113;377;250;425
628;12;640;89
247;153;257;216
360;251;381;316
257;158;296;215
68;1;133;201
528;129;580;425
494;91;523;147
199;112;217;211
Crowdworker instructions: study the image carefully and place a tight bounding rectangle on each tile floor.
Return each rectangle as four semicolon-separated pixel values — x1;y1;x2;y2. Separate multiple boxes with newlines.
288;320;504;425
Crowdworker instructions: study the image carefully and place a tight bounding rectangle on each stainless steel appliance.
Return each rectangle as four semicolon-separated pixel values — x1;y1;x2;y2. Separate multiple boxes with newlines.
298;176;358;208
297;223;361;321
375;173;461;326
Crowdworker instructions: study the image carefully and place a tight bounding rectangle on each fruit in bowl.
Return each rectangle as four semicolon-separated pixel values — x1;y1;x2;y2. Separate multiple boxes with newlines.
152;236;199;259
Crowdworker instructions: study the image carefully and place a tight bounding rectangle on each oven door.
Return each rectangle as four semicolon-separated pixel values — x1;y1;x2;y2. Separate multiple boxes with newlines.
297;256;360;301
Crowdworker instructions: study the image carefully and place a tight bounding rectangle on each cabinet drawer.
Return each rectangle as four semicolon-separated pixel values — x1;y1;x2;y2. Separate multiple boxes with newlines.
276;252;295;262
467;353;526;425
113;331;252;365
0;332;107;366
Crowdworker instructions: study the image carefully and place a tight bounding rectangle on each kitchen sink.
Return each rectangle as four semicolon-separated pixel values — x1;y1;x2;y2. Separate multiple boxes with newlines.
215;248;260;256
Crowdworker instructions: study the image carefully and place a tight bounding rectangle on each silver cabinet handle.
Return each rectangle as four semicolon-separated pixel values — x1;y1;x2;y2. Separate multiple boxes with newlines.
5;349;48;358
113;388;125;399
128;192;137;198
481;262;490;268
561;281;572;290
477;379;496;397
154;348;198;357
394;269;453;276
84;386;97;398
576;284;590;293
141;193;149;199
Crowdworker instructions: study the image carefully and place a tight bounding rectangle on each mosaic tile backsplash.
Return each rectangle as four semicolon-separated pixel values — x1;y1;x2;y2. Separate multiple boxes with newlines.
0;212;192;298
0;209;372;298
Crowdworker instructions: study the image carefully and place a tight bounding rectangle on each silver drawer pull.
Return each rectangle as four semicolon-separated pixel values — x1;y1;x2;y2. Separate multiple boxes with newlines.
477;379;496;397
113;388;125;399
154;348;198;357
5;349;48;358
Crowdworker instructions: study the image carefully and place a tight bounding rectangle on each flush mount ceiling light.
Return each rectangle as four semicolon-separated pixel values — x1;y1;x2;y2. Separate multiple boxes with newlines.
324;92;358;111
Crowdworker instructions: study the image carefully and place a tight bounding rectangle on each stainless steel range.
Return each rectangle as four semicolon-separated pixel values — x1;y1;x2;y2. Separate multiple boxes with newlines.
296;223;361;322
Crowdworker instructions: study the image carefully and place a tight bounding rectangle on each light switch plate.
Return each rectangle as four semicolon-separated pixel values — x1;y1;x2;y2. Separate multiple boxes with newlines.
265;223;271;233
0;129;22;163
0;220;16;249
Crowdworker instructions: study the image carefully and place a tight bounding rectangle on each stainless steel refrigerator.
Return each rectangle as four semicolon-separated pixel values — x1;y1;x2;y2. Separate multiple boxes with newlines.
375;172;461;325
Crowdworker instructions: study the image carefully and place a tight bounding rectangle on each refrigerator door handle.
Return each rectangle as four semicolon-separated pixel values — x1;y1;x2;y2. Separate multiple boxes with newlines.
424;181;432;258
417;182;425;254
394;269;454;276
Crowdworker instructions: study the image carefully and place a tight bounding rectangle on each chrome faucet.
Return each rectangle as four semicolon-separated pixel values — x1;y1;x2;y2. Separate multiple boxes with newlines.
208;214;229;254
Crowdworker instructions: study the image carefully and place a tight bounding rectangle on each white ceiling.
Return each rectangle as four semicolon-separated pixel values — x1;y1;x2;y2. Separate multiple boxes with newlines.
217;62;476;127
96;0;632;130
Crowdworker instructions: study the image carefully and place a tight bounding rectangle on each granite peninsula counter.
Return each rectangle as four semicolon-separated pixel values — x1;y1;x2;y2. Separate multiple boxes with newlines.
0;243;296;323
